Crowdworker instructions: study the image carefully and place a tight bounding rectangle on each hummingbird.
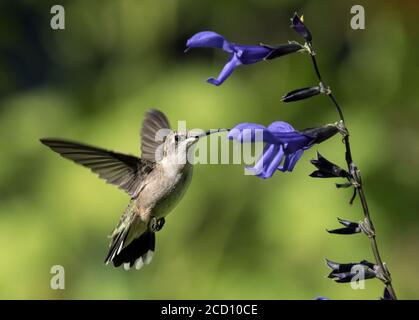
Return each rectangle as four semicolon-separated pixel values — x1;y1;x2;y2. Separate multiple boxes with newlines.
41;109;227;270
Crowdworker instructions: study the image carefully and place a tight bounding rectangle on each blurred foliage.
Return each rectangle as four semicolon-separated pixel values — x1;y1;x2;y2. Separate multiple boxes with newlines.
0;0;418;299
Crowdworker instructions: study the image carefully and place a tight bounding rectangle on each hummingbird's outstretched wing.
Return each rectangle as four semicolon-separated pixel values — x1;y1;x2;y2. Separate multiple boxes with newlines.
141;109;171;162
40;139;155;197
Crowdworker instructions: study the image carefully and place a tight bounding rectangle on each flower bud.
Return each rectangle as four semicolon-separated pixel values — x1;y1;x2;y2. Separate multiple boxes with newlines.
282;86;321;102
291;13;312;42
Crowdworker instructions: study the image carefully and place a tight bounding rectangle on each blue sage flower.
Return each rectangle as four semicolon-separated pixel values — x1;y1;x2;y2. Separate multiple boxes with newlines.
186;31;303;86
228;121;339;179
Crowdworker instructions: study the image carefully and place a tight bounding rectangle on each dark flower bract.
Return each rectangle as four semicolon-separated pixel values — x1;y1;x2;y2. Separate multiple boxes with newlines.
327;217;361;235
326;259;378;283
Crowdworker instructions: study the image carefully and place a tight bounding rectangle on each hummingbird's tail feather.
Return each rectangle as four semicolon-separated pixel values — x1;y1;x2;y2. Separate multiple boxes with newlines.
106;231;156;270
104;227;130;265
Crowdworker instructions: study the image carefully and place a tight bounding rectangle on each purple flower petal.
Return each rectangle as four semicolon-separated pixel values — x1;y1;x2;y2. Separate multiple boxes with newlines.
247;144;284;179
228;123;265;141
267;121;295;133
207;54;241;86
260;144;284;178
232;45;272;64
186;31;232;52
246;143;276;176
228;123;275;143
278;149;304;172
265;121;314;148
269;131;313;150
228;120;338;179
186;31;302;85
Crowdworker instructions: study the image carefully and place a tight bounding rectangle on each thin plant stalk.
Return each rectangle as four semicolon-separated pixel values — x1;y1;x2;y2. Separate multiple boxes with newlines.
308;44;397;300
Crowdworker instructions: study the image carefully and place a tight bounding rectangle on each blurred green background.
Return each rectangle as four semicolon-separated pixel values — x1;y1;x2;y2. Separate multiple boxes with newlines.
0;0;418;299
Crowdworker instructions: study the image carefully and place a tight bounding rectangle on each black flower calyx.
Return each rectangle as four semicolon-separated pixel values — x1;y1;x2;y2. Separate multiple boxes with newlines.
327;217;361;235
310;152;349;179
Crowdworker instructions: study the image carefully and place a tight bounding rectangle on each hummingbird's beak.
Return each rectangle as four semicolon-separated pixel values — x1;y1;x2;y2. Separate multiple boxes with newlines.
185;128;230;147
185;136;199;145
193;128;230;139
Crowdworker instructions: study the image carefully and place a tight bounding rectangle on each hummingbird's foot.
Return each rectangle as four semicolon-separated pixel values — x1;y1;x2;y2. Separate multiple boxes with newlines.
149;217;165;232
156;217;165;231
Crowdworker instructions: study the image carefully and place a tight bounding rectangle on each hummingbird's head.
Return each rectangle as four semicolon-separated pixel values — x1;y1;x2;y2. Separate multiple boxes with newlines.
160;129;229;165
163;130;198;151
159;130;197;165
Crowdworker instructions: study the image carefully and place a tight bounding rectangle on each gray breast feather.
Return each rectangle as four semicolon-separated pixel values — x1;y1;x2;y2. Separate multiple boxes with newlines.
138;164;193;220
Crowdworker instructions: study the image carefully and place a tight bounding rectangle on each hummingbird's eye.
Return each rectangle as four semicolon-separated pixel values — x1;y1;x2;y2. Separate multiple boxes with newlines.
174;135;179;143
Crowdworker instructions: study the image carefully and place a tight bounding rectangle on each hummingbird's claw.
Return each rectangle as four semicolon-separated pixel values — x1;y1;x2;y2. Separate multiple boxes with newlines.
149;217;165;232
156;218;165;231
